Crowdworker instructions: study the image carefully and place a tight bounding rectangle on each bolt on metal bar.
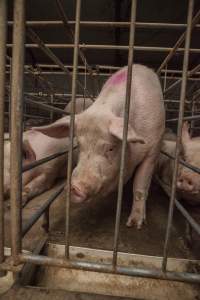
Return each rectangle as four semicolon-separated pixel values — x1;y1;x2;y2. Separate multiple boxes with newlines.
156;176;200;236
10;0;25;265
19;252;200;284
22;184;64;237
26;27;94;101
0;0;7;276
7;20;200;29
6;42;200;53
113;0;137;267
166;114;200;122
65;0;81;259
162;0;194;272
157;8;200;74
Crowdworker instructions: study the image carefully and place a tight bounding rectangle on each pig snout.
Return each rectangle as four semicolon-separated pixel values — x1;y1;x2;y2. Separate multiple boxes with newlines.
71;183;87;203
177;174;197;194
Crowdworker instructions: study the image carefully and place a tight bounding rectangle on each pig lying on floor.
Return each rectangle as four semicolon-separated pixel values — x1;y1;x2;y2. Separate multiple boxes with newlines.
157;122;200;205
33;64;165;229
4;98;92;205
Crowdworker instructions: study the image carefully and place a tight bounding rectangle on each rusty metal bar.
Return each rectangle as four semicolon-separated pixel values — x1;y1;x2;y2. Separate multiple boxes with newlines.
7;20;200;29
26;28;94;101
19;252;200;284
65;0;81;259
6;43;200;53
157;8;200;74
22;185;64;237
0;0;7;276
113;0;137;267
10;0;25;265
162;0;194;272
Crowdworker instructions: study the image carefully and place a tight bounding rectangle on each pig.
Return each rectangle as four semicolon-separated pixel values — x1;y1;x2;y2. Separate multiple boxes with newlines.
32;64;165;229
157;122;200;205
64;98;94;115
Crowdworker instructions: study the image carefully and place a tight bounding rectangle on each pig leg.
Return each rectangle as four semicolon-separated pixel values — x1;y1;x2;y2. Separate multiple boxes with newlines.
22;173;54;206
126;155;156;229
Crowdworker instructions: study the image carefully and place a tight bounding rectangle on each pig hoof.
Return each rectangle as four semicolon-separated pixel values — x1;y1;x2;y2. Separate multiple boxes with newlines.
126;214;144;229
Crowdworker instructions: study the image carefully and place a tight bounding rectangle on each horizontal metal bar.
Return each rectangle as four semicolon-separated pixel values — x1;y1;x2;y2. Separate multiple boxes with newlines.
167;114;200;122
22;184;64;237
7;20;200;29
4;112;50;120
6;43;200;53
19;252;200;284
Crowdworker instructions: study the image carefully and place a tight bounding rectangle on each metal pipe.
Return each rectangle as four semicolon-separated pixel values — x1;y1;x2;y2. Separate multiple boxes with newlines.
0;0;7;276
7;20;200;29
113;0;137;267
19;252;200;284
65;0;81;259
156;177;200;236
6;43;200;53
24;97;68;115
4;112;50;120
162;0;194;272
22;185;64;237
157;8;200;74
26;28;94;101
166;114;200;122
10;0;25;265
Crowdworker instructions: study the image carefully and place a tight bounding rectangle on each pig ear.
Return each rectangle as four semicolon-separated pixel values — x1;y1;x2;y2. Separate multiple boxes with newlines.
32;116;71;138
182;122;191;145
22;140;36;162
109;117;145;144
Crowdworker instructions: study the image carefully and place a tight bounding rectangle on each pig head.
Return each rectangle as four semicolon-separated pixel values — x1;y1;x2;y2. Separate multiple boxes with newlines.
33;111;145;203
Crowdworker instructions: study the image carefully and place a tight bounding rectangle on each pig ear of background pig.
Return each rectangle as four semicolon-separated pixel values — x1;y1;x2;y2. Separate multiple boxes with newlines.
23;140;36;162
109;117;146;144
32;116;71;138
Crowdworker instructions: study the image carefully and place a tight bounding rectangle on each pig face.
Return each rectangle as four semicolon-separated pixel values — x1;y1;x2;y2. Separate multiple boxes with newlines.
4;138;36;197
177;122;200;204
33;112;145;203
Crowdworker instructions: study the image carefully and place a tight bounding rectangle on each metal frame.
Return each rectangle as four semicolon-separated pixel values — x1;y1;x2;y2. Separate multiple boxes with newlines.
1;0;200;291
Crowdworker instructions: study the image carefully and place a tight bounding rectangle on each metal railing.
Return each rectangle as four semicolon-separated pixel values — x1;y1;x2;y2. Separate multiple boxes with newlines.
0;0;200;289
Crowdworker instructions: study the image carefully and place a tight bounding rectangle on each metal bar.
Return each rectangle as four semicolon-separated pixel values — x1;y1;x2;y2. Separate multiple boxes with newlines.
156;176;200;236
166;114;200;122
162;0;194;272
24;96;68;115
6;43;200;53
161;150;200;175
10;0;25;265
19;253;200;284
26;28;94;101
0;0;7;276
113;0;137;267
65;0;81;259
157;8;200;74
4;112;50;120
22;185;64;237
7;20;200;29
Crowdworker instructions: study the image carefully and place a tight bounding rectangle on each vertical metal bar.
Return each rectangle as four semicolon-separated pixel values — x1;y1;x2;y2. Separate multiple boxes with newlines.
10;0;25;265
162;0;194;271
112;0;137;267
65;0;81;259
0;0;7;276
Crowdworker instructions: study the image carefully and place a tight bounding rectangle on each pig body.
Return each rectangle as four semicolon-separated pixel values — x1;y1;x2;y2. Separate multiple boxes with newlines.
64;98;93;115
157;123;200;205
33;64;165;228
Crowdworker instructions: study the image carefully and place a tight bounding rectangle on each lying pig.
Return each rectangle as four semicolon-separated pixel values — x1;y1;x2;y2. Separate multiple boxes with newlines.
33;64;165;229
157;122;200;205
64;98;93;115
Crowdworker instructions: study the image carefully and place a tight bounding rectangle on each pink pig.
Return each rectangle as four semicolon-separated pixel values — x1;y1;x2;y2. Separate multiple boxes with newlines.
33;64;165;228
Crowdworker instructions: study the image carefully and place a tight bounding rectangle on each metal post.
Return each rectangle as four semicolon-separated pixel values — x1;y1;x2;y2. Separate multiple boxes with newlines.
162;0;194;271
10;0;25;265
0;0;7;276
113;0;137;267
65;0;81;259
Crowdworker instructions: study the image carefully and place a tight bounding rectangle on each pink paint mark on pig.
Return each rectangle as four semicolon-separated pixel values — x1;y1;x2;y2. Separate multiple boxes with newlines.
103;69;127;91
